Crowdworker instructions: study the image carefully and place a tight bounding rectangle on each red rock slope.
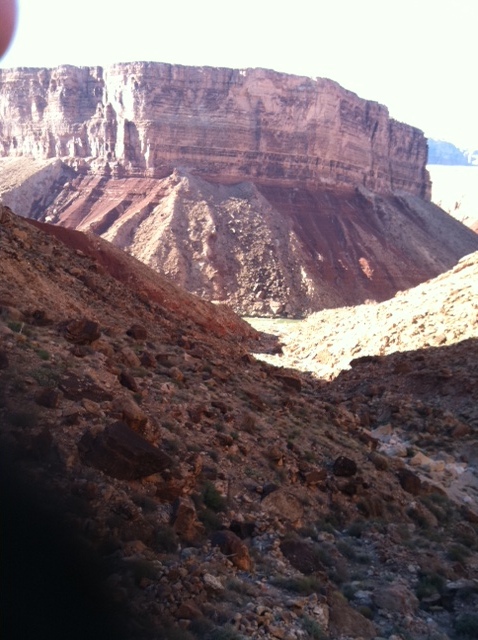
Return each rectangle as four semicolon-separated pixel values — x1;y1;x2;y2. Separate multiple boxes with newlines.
1;205;478;640
1;63;478;314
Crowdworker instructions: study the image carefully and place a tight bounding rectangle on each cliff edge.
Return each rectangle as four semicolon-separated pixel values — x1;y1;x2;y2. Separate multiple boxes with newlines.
0;62;430;197
1;63;477;315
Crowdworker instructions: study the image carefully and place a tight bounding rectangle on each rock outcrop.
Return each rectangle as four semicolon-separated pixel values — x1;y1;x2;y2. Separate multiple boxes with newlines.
0;63;429;196
1;63;478;315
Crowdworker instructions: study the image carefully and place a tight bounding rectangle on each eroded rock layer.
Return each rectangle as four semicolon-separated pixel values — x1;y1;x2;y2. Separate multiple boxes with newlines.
0;63;430;196
1;63;478;314
29;170;478;315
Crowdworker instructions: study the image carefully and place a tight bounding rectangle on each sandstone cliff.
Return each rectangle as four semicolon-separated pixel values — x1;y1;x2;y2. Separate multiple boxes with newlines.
1;63;478;315
0;62;430;196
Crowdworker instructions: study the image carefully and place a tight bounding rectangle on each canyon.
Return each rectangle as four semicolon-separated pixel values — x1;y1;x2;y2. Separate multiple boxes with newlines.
2;204;478;640
1;63;477;315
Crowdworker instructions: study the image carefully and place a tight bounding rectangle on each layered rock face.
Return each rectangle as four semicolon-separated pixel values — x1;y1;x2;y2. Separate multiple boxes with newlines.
2;63;478;315
26;169;478;316
0;62;430;196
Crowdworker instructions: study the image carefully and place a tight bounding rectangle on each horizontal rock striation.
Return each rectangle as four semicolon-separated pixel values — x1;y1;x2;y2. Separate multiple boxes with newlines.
28;169;477;317
2;62;477;316
0;62;430;197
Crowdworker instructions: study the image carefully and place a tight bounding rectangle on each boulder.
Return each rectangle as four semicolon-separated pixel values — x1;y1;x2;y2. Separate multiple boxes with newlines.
119;396;148;431
373;583;419;614
35;388;61;408
397;468;422;495
261;489;304;522
280;537;324;574
63;318;101;345
210;530;252;571
332;456;357;477
328;591;376;639
171;497;204;543
119;370;139;392
59;373;113;402
126;324;148;340
78;421;172;480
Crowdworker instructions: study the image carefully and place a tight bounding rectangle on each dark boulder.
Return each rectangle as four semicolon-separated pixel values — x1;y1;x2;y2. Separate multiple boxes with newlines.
78;421;172;480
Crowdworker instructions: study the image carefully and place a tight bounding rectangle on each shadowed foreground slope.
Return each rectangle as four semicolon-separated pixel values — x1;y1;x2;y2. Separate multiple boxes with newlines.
1;205;477;640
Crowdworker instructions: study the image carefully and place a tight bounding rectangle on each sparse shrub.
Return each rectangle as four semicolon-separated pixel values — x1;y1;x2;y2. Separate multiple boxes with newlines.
198;508;223;533
188;618;214;638
357;605;374;620
315;519;337;535
206;624;244;640
406;506;431;529
127;559;158;584
455;613;478;638
36;349;50;361
155;525;179;553
337;540;357;560
447;543;471;563
7;321;23;333
415;572;445;600
159;624;196;640
347;521;366;538
241;412;257;434
132;366;149;378
30;366;61;387
226;577;258;597
368;451;389;470
131;493;158;513
341;582;356;600
163;437;181;454
208;449;219;462
420;493;454;521
272;575;324;595
202;481;226;512
302;449;316;463
301;615;328;639
298;524;318;540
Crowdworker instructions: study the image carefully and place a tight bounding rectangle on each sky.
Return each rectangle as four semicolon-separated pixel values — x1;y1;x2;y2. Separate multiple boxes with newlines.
1;0;477;149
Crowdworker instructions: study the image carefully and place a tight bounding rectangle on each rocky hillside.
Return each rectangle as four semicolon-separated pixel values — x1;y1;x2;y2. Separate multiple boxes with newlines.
1;63;478;315
1;204;478;640
249;251;478;379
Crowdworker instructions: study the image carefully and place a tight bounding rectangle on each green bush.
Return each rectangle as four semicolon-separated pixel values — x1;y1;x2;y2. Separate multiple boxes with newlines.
301;615;328;639
447;543;471;563
272;575;324;595
198;508;223;533
206;624;245;640
202;481;226;512
415;572;445;599
155;525;179;553
455;614;478;638
7;321;23;333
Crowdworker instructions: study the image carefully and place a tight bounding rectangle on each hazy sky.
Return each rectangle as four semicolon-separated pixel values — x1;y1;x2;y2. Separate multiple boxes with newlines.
1;0;477;148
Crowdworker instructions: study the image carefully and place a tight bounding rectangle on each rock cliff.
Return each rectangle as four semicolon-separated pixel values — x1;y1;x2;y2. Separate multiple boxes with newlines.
1;63;478;315
0;62;430;196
